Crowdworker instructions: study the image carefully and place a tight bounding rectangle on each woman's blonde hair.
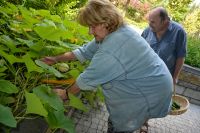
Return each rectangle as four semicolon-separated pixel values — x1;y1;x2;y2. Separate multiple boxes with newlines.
77;0;124;33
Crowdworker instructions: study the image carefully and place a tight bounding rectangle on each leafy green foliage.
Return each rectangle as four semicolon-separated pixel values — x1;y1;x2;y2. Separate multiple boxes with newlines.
0;105;17;127
183;8;200;37
68;93;89;112
0;2;104;132
0;80;19;94
185;36;200;68
166;0;192;22
46;109;75;133
25;91;48;117
33;85;65;111
121;0;151;22
35;60;64;78
34;25;72;41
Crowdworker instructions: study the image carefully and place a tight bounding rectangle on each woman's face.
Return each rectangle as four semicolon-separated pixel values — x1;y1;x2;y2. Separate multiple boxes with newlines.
89;24;109;41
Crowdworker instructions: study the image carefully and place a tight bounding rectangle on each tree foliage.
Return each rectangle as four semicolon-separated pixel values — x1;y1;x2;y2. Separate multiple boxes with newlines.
183;7;200;37
166;0;192;22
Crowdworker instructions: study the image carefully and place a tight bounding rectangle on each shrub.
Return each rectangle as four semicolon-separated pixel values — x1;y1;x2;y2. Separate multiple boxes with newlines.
167;0;192;22
183;8;200;38
121;0;150;22
185;36;200;68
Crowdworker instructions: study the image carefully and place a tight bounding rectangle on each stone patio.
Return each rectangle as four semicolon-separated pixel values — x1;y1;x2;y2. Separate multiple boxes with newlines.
71;85;200;133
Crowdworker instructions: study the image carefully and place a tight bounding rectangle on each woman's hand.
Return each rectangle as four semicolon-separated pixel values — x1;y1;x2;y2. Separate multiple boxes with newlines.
52;83;80;101
40;52;77;65
41;56;57;65
52;87;68;101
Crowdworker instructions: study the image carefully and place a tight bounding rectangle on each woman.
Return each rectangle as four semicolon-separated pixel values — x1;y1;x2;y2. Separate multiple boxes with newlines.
41;0;173;133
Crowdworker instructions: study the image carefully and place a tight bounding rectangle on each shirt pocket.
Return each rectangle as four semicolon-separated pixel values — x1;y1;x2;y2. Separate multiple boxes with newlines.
159;41;175;60
159;41;176;69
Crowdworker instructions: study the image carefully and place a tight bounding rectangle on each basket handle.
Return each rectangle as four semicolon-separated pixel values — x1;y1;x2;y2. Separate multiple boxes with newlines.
173;85;176;96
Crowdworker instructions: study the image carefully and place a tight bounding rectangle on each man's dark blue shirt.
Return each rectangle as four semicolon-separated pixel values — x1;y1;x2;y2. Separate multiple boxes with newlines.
142;21;187;75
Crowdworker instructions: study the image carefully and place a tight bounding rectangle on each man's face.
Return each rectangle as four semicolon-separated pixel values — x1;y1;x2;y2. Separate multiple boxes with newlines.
148;12;165;33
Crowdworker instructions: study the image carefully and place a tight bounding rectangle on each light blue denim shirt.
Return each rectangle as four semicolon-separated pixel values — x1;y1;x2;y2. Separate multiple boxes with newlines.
141;21;187;75
73;25;173;132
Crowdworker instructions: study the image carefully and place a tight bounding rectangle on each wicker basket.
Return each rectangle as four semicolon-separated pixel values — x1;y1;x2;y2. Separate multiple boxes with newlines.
169;94;190;115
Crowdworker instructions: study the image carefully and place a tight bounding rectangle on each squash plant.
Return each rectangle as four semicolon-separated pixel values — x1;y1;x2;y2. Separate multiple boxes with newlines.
0;2;104;132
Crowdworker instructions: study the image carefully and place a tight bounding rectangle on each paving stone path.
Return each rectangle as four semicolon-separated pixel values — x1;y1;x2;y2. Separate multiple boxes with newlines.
71;86;200;133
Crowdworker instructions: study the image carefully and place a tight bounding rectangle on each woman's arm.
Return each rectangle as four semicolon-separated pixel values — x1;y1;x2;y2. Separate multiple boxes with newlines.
68;83;81;95
41;52;77;65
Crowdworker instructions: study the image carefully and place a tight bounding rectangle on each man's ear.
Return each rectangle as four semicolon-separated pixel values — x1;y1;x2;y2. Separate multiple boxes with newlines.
164;18;169;24
161;19;166;25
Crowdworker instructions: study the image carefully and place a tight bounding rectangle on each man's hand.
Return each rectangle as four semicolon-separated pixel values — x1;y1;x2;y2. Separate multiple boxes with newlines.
173;77;178;85
173;57;184;85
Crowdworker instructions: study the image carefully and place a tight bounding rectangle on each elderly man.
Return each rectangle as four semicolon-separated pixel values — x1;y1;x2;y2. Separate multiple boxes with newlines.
142;7;187;85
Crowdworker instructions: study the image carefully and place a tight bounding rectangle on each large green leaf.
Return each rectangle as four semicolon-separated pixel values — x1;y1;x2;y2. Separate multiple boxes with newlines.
68;93;88;112
0;104;17;127
57;41;80;50
68;69;80;78
63;20;78;29
34;25;72;41
18;6;40;26
16;38;34;47
44;45;68;55
46;109;75;133
0;3;18;16
30;41;45;52
33;9;51;18
96;87;105;102
33;85;64;111
0;96;16;104
26;51;40;58
7;2;18;13
63;20;92;41
0;80;19;94
0;35;20;53
22;54;43;73
0;59;5;66
0;49;23;64
0;66;7;72
0;73;6;77
0;50;43;73
35;60;64;78
25;91;48;117
42;19;56;27
10;21;27;34
50;15;62;23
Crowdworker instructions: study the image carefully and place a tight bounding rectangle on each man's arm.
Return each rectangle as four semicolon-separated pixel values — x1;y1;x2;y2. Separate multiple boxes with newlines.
173;57;184;84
